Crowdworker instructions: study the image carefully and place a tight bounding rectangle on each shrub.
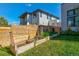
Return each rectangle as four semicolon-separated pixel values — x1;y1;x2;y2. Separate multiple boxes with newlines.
41;32;57;37
61;28;79;36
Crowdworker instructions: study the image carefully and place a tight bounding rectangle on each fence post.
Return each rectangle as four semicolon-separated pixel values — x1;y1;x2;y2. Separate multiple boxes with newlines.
47;36;50;40
10;32;18;56
34;39;36;47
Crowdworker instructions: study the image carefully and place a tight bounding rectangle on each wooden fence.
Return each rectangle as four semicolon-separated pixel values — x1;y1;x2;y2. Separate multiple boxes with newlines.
0;25;38;47
0;25;61;47
0;27;10;47
10;25;38;44
10;25;38;55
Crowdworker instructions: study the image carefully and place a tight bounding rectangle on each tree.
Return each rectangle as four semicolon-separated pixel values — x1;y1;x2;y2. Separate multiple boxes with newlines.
0;16;8;27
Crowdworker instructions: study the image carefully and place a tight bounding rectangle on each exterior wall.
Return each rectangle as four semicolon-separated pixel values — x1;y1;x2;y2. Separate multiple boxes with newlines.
26;14;32;25
20;17;27;25
31;12;39;25
20;14;32;25
20;11;58;26
49;20;57;26
38;12;51;26
61;3;79;31
48;17;58;26
20;13;39;25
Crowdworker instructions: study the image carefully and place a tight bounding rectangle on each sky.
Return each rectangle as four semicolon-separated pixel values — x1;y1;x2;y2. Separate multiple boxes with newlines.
0;3;61;25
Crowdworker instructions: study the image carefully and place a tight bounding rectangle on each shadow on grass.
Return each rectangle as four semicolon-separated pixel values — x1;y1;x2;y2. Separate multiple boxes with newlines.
50;35;79;42
0;47;14;56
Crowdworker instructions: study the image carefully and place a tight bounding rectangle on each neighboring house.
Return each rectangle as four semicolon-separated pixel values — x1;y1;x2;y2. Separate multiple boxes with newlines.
61;3;79;31
19;9;59;32
49;17;61;27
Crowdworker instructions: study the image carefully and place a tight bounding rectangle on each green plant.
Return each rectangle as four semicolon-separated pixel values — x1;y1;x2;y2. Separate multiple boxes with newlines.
41;32;57;37
0;16;8;27
41;32;49;37
61;28;79;36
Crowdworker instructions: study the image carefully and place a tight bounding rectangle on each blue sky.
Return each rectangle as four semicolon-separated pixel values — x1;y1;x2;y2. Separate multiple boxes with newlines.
0;3;61;25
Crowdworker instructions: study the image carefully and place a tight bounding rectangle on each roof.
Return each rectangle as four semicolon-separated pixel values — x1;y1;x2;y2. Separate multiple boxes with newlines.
19;12;31;18
19;9;59;19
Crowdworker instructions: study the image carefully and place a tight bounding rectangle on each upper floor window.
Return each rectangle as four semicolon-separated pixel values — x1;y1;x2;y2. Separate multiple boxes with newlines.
47;15;51;20
33;13;37;18
50;16;51;20
67;10;74;16
75;16;79;26
40;12;42;17
47;15;49;19
75;8;79;15
67;8;79;27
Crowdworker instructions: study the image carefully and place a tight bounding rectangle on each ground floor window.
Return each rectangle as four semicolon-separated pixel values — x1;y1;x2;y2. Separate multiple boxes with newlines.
75;16;79;26
67;17;75;27
67;16;79;27
43;28;48;32
52;28;54;32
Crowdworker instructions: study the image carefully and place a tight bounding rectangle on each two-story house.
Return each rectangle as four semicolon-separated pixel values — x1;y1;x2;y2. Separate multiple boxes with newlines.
19;9;59;32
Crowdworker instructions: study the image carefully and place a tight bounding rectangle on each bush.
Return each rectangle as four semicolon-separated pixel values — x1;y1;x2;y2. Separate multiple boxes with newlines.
41;32;57;37
61;28;79;36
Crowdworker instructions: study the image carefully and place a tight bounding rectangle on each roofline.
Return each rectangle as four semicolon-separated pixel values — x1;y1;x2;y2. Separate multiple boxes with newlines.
19;12;31;18
32;9;59;19
19;9;59;19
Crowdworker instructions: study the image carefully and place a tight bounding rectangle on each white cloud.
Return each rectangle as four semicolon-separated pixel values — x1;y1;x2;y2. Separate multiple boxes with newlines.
25;4;32;7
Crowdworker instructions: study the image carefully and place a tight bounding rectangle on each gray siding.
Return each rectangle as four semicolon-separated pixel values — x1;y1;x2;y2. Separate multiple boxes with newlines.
61;3;79;31
31;12;39;25
26;14;32;25
20;16;27;25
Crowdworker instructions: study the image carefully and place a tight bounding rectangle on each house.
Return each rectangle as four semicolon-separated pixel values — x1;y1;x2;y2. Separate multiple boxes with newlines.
61;3;79;31
19;9;59;32
49;17;61;27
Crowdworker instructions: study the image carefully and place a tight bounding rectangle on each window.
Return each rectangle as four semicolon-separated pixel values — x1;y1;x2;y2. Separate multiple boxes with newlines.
68;17;75;26
75;16;79;26
52;28;54;32
47;15;51;20
67;10;74;16
67;8;79;27
43;28;48;32
47;15;48;19
67;9;75;27
75;8;79;15
50;16;51;20
40;12;42;17
33;14;37;18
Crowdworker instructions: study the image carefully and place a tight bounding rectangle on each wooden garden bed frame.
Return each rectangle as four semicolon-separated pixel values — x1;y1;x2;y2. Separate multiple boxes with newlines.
10;25;38;55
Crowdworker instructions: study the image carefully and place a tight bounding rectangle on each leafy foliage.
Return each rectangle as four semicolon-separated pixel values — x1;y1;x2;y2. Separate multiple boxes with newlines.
61;28;79;35
41;32;57;37
0;16;8;27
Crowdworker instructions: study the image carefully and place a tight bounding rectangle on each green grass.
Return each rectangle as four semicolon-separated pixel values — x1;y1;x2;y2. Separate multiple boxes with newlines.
19;35;79;56
0;47;13;56
1;35;79;56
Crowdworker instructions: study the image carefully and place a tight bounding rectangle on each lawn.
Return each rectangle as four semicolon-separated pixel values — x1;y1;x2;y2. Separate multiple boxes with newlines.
0;35;79;56
0;47;13;56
